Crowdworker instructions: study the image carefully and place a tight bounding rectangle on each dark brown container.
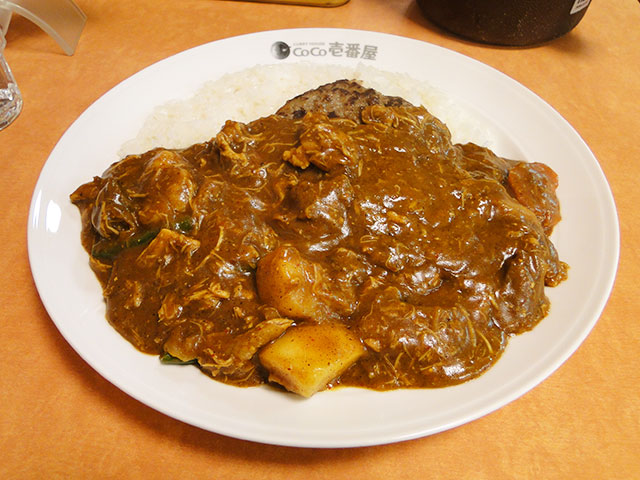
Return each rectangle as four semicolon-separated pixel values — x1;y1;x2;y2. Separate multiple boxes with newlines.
417;0;591;46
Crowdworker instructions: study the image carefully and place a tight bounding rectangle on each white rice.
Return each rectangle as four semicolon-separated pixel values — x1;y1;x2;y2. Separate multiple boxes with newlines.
119;63;491;156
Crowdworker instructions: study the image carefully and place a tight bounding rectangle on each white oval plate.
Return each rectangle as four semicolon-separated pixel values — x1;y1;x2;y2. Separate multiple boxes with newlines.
28;29;619;448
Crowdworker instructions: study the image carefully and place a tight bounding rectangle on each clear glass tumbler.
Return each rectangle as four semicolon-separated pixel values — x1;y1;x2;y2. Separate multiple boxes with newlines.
0;33;22;129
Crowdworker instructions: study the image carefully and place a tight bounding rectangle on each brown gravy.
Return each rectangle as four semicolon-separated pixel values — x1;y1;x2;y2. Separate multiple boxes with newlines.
71;99;567;393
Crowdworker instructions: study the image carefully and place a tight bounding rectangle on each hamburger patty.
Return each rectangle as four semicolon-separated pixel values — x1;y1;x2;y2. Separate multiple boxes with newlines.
276;79;412;121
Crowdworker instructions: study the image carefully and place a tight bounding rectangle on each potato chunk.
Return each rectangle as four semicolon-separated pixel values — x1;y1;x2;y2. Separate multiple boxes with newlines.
255;245;320;320
258;323;365;397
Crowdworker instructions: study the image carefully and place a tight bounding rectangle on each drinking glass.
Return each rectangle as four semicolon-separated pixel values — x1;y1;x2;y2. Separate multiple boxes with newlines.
0;31;21;129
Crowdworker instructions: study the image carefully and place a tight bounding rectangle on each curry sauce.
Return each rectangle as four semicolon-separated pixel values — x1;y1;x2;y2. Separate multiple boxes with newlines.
71;88;567;395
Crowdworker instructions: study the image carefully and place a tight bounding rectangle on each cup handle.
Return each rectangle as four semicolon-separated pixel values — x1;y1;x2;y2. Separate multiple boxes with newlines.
0;0;86;55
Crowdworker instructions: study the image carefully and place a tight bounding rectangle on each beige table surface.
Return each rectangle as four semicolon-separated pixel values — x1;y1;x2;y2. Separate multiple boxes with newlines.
1;0;639;478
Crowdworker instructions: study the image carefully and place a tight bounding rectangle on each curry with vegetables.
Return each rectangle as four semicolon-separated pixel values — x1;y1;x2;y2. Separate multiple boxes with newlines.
70;80;567;397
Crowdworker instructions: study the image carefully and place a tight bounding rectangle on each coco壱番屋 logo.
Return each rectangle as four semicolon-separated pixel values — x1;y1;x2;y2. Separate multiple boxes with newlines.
270;40;379;61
